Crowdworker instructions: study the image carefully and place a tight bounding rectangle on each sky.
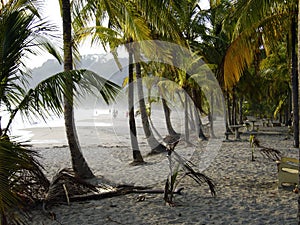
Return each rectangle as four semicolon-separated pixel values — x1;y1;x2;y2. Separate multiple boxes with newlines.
26;0;210;69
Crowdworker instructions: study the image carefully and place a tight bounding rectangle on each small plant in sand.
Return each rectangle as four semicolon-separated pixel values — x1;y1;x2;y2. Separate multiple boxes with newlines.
249;134;258;161
163;135;216;206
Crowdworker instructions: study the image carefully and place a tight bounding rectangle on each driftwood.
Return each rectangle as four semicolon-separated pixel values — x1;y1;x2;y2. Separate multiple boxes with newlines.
70;186;184;202
43;169;184;206
41;169;186;222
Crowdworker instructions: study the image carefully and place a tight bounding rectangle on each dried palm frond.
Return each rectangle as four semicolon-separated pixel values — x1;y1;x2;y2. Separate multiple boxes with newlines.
172;151;216;196
44;168;99;205
259;147;282;161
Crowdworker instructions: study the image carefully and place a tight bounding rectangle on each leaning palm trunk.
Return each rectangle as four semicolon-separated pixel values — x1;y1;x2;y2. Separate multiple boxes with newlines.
162;98;178;135
209;92;216;138
149;116;163;140
62;0;94;179
194;107;207;141
184;93;193;146
135;60;166;154
128;47;144;163
188;101;196;131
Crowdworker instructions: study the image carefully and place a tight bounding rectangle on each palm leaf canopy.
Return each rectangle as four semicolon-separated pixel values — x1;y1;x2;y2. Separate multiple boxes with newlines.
4;69;120;134
0;0;62;113
0;136;49;224
222;0;294;90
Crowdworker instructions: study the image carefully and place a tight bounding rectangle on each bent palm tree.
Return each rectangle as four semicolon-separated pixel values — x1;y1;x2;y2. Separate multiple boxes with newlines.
61;0;120;177
62;0;95;179
0;2;120;223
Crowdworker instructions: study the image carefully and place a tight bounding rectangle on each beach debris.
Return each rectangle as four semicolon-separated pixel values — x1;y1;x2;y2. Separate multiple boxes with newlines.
44;168;99;205
249;134;281;161
136;195;146;202
162;134;216;206
259;147;281;161
293;185;299;194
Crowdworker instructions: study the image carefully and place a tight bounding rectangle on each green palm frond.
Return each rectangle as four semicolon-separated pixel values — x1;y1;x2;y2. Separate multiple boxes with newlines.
4;70;120;134
0;0;62;116
223;0;293;90
0;136;49;224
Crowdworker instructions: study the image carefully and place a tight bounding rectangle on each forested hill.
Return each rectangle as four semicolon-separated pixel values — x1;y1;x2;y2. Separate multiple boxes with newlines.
29;54;128;89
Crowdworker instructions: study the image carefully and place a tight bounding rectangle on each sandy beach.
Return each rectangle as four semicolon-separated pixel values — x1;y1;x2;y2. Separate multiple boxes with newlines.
22;117;298;225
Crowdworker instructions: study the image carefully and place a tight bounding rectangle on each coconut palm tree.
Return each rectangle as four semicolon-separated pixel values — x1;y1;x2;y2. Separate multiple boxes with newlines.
0;8;119;225
127;42;144;163
73;0;185;156
61;0;95;179
222;0;298;144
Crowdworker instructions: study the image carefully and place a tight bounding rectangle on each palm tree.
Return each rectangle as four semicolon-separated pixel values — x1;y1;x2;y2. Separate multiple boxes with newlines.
72;0;149;161
0;1;60;223
73;0;184;156
135;56;166;154
222;0;298;144
127;42;144;163
61;0;95;179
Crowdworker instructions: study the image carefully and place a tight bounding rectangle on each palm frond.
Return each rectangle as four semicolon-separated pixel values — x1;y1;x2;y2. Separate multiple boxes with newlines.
4;70;120;134
0;137;49;224
172;151;216;196
259;147;282;161
44;168;98;205
223;1;293;90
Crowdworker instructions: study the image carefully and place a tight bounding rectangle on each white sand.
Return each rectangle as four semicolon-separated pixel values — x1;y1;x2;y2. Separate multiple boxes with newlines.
25;124;298;225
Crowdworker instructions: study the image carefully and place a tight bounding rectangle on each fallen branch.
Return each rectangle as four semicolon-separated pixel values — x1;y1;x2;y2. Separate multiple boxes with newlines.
69;187;184;202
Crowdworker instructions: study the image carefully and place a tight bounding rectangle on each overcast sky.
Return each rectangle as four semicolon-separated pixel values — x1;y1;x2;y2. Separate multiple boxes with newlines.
26;0;210;69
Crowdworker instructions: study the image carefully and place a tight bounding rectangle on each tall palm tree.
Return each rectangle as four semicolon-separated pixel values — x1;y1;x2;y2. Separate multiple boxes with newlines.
72;0;148;161
0;6;119;215
73;0;183;156
61;0;95;179
135;56;166;154
127;41;144;163
222;0;298;144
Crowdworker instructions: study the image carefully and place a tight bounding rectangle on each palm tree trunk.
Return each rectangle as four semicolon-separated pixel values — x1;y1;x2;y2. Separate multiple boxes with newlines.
190;89;207;140
226;92;232;126
135;59;166;154
184;92;192;146
291;12;299;148
0;116;2;137
194;107;207;141
62;0;94;179
161;98;178;135
297;0;300;220
149;116;163;140
239;97;243;124
188;100;196;131
232;87;237;125
209;92;216;138
128;47;144;163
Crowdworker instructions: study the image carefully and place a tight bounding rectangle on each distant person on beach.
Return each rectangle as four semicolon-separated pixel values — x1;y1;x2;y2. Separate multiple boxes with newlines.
113;109;118;118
